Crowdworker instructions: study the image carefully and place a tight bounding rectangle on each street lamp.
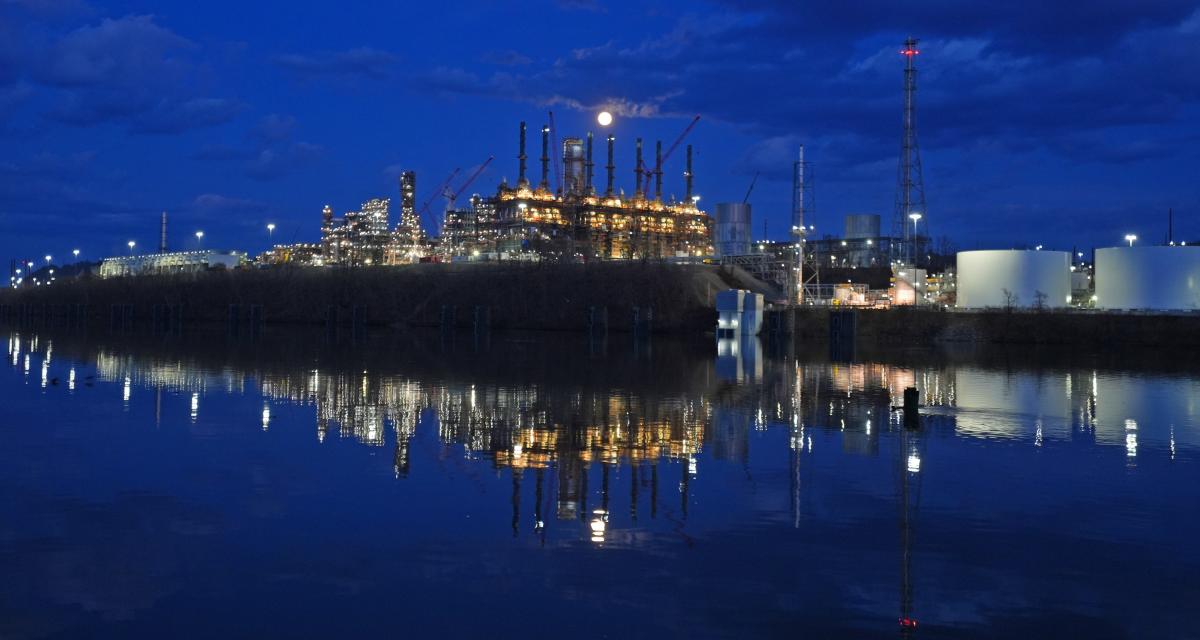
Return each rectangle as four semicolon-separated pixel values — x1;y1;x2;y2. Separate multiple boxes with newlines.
127;241;136;255
1124;234;1137;247
267;223;276;243
195;231;204;247
73;249;80;260
44;255;52;266
908;212;922;264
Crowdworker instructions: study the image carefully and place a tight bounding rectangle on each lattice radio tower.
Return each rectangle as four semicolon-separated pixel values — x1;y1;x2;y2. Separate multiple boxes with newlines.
791;145;817;304
893;37;926;266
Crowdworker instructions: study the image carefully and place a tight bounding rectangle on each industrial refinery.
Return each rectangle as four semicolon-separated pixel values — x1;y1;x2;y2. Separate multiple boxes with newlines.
10;37;1200;316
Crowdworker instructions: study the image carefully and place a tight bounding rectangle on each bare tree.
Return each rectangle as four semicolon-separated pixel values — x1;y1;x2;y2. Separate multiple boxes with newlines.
1002;288;1018;311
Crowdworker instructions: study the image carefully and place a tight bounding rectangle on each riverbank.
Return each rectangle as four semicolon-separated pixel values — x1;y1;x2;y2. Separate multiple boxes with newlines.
780;306;1200;348
0;262;766;333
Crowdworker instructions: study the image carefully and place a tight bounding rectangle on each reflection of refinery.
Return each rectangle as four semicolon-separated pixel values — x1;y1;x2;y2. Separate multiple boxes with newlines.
9;332;1197;510
260;370;711;477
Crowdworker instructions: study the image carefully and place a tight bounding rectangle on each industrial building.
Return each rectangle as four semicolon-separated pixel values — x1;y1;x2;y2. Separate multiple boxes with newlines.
806;214;898;268
320;198;393;266
99;250;244;278
440;122;712;260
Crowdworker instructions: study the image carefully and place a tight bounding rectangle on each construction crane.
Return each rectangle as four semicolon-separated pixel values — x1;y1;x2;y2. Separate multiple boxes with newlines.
548;110;562;195
442;156;495;211
641;115;701;191
416;167;461;233
743;171;759;204
660;115;700;169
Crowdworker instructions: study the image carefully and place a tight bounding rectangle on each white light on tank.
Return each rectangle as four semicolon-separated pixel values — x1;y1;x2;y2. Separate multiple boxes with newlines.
597;111;613;126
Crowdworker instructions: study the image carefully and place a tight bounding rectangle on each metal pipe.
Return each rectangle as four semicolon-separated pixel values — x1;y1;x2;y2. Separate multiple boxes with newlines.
518;121;528;187
685;144;693;202
540;125;550;190
585;133;594;195
654;140;663;202
606;135;615;196
159;211;168;253
635;138;643;199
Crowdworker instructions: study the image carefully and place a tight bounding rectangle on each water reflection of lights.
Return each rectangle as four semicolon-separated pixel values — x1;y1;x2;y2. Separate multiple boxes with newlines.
261;404;271;431
190;392;199;421
122;376;131;403
24;353;30;374
906;452;922;474
1035;420;1043;448
1125;419;1138;458
590;508;608;544
68;367;75;391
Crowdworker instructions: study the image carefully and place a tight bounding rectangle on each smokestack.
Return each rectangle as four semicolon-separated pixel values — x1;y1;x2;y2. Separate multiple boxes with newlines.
518;122;528;187
654;141;663;202
605;135;615;197
540;125;550;190
159;211;168;253
585;133;594;195
635;138;644;199
685;144;693;202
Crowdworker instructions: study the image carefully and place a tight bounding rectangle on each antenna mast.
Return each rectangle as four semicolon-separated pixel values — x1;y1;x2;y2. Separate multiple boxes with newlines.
894;37;927;266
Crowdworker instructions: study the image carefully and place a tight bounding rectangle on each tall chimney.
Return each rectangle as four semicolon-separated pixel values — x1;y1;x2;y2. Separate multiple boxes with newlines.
685;144;694;202
634;138;644;199
585;133;594;195
605;135;615;197
539;125;550;190
654;140;663;202
159;211;168;253
518;121;528;187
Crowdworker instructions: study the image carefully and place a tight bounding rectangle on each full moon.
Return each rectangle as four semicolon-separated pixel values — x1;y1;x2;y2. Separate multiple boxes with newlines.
597;111;613;126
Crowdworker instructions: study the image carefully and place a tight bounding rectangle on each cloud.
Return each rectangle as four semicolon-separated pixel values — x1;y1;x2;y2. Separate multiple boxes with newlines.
415;5;1200;172
556;0;606;12
8;14;241;134
480;49;532;66
192;193;269;214
412;66;669;117
273;47;397;79
249;113;296;142
245;142;324;181
192;113;322;180
34;14;193;87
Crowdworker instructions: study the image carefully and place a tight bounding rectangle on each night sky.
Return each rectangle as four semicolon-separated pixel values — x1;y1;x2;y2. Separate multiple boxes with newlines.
3;0;1199;263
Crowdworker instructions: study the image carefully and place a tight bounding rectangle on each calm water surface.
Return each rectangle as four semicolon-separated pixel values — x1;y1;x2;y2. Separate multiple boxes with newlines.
2;328;1198;639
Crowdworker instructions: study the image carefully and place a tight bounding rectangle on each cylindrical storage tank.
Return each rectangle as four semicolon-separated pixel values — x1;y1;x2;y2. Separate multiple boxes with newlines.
956;250;1070;309
1095;246;1200;311
844;214;880;239
714;203;751;257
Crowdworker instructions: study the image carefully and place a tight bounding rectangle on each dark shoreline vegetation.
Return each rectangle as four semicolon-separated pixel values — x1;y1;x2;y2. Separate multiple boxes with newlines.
3;262;1200;348
0;262;759;333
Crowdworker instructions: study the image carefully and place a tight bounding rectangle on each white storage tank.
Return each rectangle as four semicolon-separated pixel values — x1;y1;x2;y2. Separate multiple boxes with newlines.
1095;246;1200;311
956;250;1070;309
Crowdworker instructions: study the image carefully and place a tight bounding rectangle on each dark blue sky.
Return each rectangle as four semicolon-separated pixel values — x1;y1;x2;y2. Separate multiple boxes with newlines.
3;0;1199;262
